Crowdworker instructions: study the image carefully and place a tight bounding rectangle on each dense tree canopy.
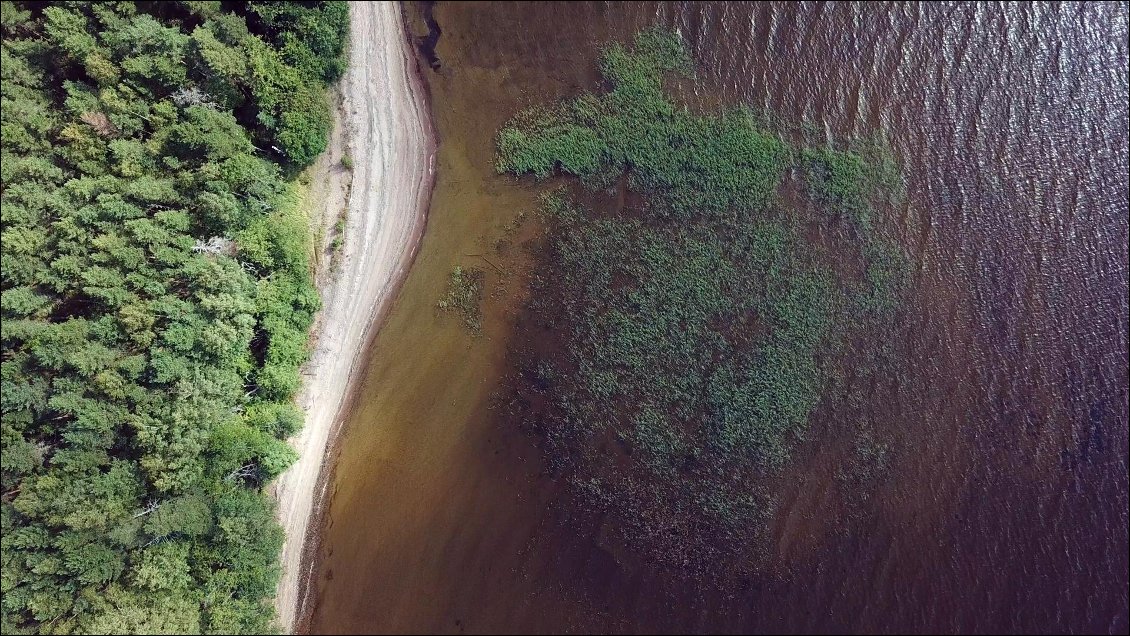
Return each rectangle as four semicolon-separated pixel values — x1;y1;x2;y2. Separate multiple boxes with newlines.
1;1;347;633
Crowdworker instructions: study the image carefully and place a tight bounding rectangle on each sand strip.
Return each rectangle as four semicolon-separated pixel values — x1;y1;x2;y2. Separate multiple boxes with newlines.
272;2;435;631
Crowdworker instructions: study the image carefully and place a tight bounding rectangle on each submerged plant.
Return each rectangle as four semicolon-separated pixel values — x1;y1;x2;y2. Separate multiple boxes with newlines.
438;265;484;333
497;28;905;575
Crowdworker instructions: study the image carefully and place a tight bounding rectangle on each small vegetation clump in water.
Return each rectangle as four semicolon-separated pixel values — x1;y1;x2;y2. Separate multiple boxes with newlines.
497;28;906;573
438;265;484;333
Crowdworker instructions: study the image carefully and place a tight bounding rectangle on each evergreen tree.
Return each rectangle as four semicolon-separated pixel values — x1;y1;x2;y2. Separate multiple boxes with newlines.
1;2;348;632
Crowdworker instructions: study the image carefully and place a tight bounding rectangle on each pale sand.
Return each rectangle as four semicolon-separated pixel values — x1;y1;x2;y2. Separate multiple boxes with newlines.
272;2;435;631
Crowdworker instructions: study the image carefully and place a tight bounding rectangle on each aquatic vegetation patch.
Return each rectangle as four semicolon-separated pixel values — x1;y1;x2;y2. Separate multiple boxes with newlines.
497;29;787;217
497;28;905;574
802;141;904;232
438;265;484;333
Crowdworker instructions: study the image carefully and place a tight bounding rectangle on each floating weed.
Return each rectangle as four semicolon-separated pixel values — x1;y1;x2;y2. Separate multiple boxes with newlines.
496;28;906;575
438;265;484;334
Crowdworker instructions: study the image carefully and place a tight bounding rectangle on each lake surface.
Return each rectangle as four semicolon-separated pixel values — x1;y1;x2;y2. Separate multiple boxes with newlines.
308;2;1129;633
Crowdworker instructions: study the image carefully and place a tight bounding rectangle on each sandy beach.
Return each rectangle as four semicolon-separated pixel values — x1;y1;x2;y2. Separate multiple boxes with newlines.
272;2;435;632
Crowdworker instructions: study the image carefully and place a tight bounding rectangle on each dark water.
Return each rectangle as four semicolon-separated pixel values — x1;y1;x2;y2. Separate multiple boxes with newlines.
660;1;1130;632
310;2;1128;633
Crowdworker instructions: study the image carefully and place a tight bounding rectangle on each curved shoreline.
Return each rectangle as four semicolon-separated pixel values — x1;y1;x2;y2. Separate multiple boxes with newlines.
272;2;436;632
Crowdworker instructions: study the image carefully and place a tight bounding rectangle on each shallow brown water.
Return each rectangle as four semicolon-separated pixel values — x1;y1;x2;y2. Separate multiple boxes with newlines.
308;2;1129;633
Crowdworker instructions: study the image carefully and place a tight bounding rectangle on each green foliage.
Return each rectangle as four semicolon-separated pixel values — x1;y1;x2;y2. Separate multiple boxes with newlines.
229;1;350;167
802;138;904;232
497;28;787;216
804;147;871;226
498;29;905;573
330;213;346;253
247;0;349;83
437;265;484;333
0;2;347;633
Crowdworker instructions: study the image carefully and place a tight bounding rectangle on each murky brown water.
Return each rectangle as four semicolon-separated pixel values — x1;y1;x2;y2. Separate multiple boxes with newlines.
308;2;1128;633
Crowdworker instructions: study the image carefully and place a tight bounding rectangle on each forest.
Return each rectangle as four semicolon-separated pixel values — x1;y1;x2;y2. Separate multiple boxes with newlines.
498;28;906;576
0;1;346;632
